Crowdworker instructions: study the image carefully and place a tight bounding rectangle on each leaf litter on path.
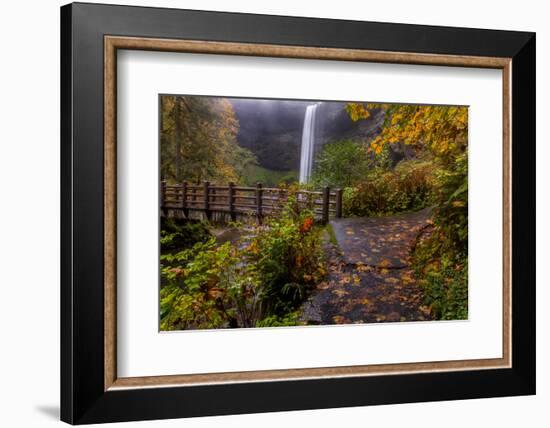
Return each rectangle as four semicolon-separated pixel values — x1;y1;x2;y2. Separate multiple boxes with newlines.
300;209;433;325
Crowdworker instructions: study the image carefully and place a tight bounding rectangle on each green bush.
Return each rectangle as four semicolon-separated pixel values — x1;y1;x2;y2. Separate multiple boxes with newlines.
415;257;468;320
311;140;371;188
159;189;325;331
160;218;211;252
342;160;436;217
411;153;467;269
431;152;468;259
242;164;298;187
160;239;256;330
250;192;325;316
256;311;301;327
411;153;468;320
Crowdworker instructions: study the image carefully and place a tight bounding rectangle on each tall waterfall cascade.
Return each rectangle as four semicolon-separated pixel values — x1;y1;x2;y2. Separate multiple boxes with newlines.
299;103;319;183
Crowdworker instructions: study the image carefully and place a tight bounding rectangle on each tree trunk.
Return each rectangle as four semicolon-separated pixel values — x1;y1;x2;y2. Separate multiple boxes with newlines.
174;98;183;182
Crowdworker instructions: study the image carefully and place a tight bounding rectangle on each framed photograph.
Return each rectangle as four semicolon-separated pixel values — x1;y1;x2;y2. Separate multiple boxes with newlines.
60;2;535;424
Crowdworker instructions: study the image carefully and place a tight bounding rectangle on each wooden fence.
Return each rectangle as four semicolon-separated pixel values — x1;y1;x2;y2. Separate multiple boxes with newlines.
160;181;342;224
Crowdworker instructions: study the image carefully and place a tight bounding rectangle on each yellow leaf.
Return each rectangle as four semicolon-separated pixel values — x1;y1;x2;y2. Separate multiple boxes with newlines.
357;264;371;273
317;282;330;290
332;289;349;297
332;315;346;324
340;275;351;284
400;273;414;284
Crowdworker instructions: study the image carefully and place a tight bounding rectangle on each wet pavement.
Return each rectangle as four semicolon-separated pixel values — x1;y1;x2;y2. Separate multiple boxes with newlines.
300;208;433;325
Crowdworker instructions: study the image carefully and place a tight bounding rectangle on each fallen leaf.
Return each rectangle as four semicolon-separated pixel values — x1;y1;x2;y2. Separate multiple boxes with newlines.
419;305;431;316
317;282;330;290
400;273;414;284
332;289;349;297
332;315;346;324
357;264;371;273
340;275;351;284
379;259;391;268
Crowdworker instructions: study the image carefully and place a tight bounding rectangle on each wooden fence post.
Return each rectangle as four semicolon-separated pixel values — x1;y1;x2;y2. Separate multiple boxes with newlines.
211;187;217;222
228;182;236;222
335;188;343;219
203;181;211;221
256;182;263;224
322;186;330;224
182;181;188;218
160;180;166;217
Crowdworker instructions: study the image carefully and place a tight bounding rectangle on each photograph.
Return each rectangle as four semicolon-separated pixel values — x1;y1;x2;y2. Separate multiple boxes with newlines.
159;95;469;331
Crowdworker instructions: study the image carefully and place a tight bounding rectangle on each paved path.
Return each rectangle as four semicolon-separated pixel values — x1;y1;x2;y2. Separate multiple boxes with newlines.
301;208;433;325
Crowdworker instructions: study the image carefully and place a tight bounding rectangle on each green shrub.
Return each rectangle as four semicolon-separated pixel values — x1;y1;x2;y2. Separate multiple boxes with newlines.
411;153;467;269
416;257;468;320
256;311;301;327
311;140;370;188
160;218;211;252
242;164;298;187
431;152;468;259
411;152;468;320
159;189;325;331
160;237;264;330
250;195;325;316
342;160;436;217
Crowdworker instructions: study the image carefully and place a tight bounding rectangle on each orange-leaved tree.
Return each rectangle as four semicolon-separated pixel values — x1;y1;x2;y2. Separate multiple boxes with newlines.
346;103;468;165
346;102;469;320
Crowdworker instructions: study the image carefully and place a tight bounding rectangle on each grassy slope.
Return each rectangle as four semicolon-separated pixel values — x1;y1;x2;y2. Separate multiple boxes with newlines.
243;164;298;187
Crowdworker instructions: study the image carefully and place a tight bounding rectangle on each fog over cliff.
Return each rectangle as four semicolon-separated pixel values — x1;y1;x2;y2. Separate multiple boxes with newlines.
229;98;384;172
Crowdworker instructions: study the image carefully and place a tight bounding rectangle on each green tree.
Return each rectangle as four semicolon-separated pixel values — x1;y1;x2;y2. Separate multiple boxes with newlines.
160;95;256;184
311;140;370;188
346;103;468;166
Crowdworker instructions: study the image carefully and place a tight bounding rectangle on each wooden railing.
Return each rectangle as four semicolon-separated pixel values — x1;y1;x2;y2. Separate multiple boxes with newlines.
160;181;342;224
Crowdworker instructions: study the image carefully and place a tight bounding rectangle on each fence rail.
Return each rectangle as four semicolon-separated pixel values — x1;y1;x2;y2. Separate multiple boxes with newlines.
160;181;343;224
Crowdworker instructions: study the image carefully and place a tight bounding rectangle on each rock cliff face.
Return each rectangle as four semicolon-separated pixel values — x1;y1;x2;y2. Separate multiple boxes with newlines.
230;98;384;172
231;98;307;171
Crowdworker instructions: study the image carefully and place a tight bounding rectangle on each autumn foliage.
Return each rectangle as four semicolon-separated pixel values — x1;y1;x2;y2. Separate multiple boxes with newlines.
160;95;257;184
346;103;468;164
342;102;469;319
159;95;470;328
160;190;325;330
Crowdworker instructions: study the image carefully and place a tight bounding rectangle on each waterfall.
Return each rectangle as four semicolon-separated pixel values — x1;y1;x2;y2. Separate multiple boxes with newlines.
299;103;319;183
